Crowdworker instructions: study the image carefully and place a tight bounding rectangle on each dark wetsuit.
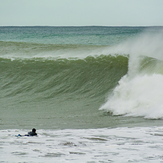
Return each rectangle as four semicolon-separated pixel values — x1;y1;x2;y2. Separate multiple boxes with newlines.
25;131;37;136
16;128;37;137
25;128;37;136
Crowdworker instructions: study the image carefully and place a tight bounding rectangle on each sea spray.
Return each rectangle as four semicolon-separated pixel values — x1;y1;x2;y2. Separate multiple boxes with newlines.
100;74;163;118
100;29;163;119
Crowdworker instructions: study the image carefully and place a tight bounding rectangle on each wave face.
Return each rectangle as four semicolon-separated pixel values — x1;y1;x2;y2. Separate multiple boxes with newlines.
0;43;128;129
0;55;128;100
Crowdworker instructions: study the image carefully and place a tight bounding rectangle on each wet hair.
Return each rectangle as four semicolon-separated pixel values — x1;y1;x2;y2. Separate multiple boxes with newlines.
32;128;36;133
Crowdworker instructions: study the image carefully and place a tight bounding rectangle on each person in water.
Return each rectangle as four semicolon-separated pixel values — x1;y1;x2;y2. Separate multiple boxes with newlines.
25;128;37;136
17;128;37;137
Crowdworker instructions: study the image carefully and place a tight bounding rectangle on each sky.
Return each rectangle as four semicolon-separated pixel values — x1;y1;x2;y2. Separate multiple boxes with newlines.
0;0;163;26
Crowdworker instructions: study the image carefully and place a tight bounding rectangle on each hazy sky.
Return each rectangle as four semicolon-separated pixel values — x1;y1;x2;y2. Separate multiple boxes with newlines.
0;0;163;26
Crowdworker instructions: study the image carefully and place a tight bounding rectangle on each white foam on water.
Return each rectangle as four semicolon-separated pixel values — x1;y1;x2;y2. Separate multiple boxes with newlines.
100;29;163;119
1;127;163;163
100;74;163;119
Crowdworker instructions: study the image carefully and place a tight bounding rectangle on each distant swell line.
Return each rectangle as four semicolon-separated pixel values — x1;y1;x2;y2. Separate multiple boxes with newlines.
0;41;108;58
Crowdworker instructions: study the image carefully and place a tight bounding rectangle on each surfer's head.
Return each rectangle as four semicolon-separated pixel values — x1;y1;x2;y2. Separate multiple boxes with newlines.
32;128;36;133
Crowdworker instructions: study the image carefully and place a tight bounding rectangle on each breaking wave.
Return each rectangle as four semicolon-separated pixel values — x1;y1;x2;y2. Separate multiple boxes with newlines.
100;29;163;119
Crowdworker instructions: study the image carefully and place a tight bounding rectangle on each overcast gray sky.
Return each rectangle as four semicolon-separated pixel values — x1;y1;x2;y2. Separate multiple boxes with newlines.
0;0;163;26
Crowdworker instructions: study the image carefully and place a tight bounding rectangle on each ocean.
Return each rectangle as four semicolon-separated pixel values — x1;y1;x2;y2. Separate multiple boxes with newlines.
0;26;163;162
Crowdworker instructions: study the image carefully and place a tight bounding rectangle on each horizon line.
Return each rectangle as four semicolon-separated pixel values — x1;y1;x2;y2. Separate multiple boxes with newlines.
0;25;163;27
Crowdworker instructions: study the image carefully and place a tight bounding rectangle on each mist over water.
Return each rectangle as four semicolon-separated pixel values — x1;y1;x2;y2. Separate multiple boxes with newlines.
100;29;163;119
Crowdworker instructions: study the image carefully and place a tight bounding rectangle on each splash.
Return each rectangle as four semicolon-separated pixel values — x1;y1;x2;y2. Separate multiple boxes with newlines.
100;74;163;119
100;29;163;119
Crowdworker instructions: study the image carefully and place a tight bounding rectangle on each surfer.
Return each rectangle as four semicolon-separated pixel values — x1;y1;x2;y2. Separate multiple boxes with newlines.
16;128;37;137
25;128;37;136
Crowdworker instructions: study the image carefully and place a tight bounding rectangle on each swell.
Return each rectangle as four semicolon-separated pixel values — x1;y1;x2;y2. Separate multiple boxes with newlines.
0;55;128;100
0;41;107;59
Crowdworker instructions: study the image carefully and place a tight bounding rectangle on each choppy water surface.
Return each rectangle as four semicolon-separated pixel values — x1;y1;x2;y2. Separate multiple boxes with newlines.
1;127;163;163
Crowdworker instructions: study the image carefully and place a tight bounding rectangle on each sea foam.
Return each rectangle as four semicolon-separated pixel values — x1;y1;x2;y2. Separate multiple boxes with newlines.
1;127;163;162
100;29;163;119
100;74;163;119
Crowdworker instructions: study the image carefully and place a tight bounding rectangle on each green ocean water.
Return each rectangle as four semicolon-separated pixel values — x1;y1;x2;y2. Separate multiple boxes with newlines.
0;26;163;130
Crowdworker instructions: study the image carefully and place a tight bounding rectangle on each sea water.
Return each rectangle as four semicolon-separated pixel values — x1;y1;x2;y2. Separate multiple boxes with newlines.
1;26;163;162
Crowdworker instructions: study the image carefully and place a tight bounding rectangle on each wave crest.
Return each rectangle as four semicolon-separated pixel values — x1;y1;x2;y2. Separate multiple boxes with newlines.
100;29;163;119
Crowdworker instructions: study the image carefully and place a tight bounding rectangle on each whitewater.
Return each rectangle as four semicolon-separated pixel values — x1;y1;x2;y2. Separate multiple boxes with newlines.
1;26;163;162
100;28;163;119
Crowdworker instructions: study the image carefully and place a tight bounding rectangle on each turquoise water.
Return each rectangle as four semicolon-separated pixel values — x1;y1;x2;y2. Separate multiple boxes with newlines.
0;26;143;45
